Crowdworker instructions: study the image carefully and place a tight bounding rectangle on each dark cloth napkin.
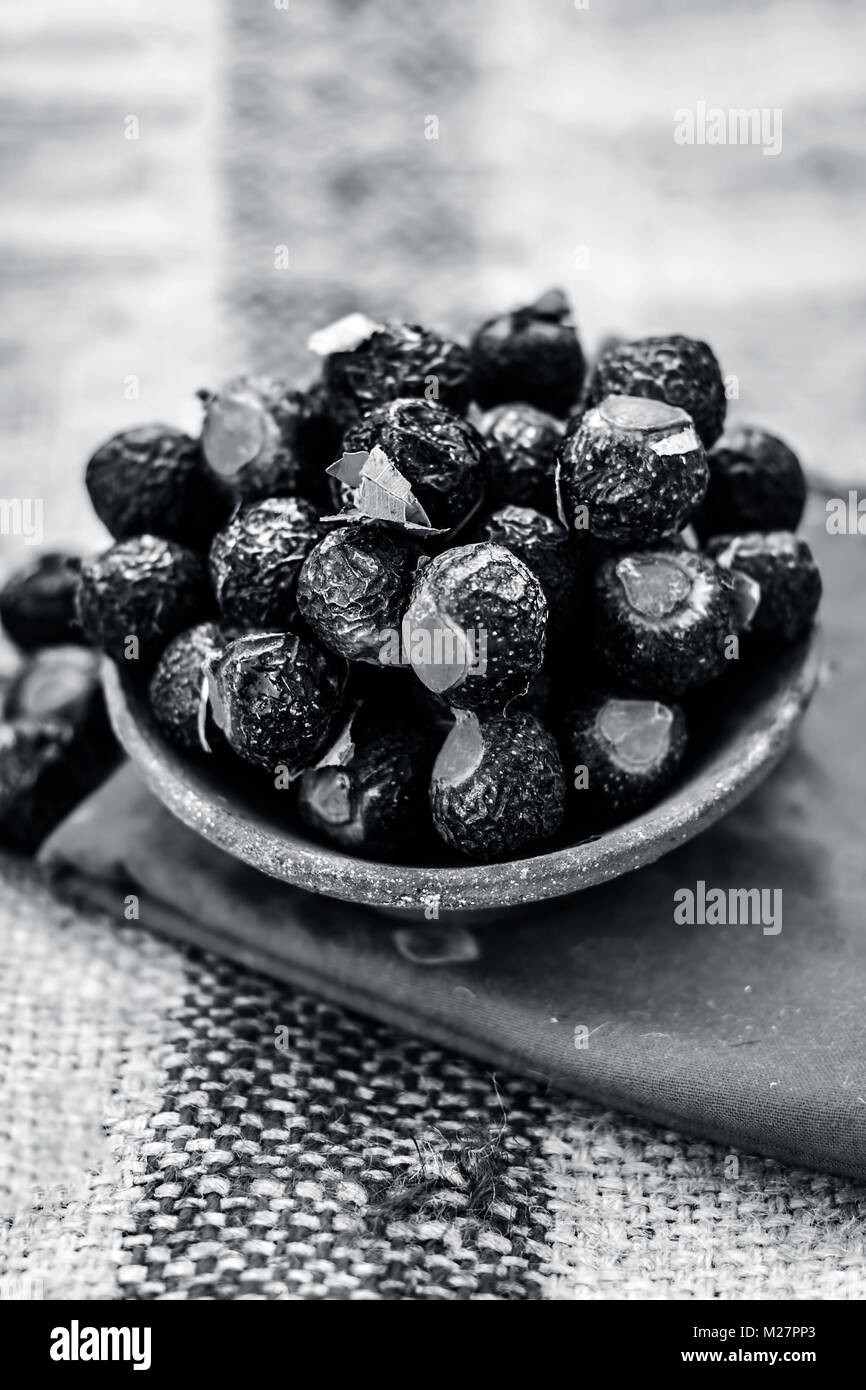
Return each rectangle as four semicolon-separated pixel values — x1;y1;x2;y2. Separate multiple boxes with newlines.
40;519;866;1180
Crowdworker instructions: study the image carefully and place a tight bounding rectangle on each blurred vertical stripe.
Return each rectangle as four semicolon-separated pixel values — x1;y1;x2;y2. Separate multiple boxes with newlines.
223;0;483;379
223;0;866;483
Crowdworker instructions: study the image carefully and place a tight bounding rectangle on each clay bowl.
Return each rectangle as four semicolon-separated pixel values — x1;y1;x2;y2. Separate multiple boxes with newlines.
103;630;820;916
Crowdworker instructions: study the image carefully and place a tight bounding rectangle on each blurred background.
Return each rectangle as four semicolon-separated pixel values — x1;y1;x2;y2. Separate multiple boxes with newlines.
2;0;864;561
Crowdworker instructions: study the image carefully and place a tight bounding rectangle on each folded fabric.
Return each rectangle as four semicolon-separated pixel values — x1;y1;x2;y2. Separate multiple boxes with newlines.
39;521;866;1180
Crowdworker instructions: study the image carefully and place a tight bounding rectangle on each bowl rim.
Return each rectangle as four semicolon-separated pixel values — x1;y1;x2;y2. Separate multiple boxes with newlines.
103;630;821;913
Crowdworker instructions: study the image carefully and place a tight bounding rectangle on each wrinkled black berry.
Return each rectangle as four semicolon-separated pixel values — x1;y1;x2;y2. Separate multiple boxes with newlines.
708;531;821;644
76;535;211;667
322;321;472;430
695;426;807;540
0;718;115;853
478;402;564;512
297;522;419;664
209;497;323;629
587;335;726;447
200;376;335;505
430;710;566;861
6;645;111;751
85;425;226;549
0;552;83;651
403;542;547;712
206;630;347;774
557;394;709;544
149;622;228;751
593;547;742;696
481;505;582;654
335;397;488;533
470;289;586;417
298;703;437;855
560;694;687;826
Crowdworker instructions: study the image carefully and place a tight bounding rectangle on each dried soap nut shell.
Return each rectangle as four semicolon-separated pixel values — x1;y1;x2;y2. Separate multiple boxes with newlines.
470;290;586;418
695;426;807;540
593;547;742;697
586;334;727;447
297;523;420;664
430;709;567;860
708;531;821;643
75;535;212;668
557;394;709;545
402;542;548;713
209;497;324;628
560;694;687;825
205;630;348;774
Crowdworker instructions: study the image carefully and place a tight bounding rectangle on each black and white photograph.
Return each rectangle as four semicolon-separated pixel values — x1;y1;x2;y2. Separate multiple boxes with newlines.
0;0;864;1337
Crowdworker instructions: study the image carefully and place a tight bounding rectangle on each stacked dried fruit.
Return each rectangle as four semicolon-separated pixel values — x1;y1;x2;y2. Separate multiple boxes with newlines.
0;555;119;849
0;292;822;863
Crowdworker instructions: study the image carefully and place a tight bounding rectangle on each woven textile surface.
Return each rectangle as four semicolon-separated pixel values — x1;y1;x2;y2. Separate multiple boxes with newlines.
1;856;865;1301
